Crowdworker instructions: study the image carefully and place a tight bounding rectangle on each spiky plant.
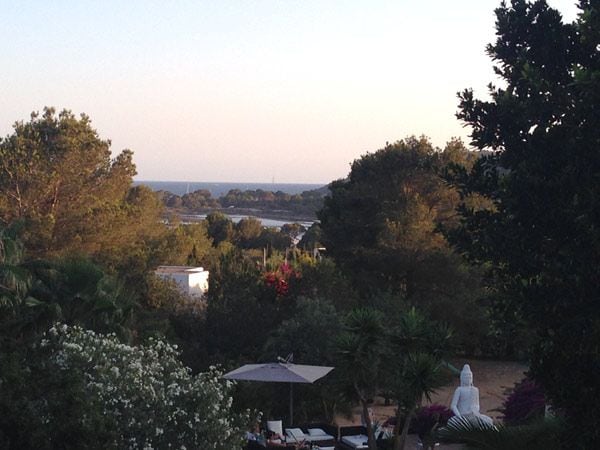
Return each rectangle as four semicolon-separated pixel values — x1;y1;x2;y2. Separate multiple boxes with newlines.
436;414;564;450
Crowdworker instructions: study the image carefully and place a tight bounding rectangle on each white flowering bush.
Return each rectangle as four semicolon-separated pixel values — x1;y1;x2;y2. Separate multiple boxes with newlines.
42;324;248;450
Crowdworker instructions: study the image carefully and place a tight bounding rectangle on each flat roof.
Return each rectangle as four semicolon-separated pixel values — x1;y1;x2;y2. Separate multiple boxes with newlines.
155;265;206;275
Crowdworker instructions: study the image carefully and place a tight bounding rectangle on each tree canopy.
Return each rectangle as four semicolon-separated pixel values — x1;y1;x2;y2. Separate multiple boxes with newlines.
319;137;465;293
318;137;488;344
0;108;161;259
452;0;600;446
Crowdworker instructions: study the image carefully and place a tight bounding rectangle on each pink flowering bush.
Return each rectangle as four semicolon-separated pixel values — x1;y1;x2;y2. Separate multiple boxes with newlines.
263;263;301;298
501;378;545;425
413;404;454;440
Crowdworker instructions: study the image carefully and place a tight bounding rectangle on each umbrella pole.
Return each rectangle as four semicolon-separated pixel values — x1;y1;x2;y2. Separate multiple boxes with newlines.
289;383;293;426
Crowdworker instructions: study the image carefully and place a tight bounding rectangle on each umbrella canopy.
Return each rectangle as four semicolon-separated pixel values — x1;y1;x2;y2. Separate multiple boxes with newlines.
223;362;333;384
223;362;334;426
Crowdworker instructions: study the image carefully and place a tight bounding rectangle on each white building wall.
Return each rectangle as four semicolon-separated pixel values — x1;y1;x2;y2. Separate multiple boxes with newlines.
155;266;209;298
187;271;209;296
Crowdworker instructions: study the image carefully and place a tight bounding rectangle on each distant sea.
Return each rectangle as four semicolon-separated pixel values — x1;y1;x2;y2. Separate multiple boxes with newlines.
135;181;324;197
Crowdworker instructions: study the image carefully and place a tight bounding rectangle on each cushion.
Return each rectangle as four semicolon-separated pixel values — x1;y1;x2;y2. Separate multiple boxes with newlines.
267;420;283;436
285;428;305;438
309;435;335;442
307;428;327;436
341;434;369;449
284;428;306;443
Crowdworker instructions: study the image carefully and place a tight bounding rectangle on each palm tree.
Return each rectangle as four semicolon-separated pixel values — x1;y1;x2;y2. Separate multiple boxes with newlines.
26;256;135;339
386;308;453;450
335;308;386;450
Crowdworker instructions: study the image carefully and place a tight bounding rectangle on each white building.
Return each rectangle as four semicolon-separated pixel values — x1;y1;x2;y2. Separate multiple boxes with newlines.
155;266;209;298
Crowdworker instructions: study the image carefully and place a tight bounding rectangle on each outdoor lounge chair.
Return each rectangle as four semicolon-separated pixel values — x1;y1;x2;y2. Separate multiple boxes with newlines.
300;422;338;440
265;420;288;446
267;420;283;436
305;427;336;443
285;427;336;444
284;427;308;444
338;426;369;450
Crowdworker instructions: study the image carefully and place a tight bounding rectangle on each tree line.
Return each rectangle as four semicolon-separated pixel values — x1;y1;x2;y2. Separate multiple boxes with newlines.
158;185;327;218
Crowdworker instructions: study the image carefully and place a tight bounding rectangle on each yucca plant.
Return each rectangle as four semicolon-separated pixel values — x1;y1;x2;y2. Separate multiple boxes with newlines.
385;308;453;450
335;307;387;450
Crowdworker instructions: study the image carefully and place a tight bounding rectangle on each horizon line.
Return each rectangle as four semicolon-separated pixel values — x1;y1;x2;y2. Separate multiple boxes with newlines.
134;179;329;186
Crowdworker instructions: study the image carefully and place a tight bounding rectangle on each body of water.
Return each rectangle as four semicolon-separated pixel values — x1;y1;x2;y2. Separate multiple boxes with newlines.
181;214;314;229
135;180;324;197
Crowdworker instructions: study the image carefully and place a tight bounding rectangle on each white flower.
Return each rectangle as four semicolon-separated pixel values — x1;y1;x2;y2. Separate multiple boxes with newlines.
43;323;249;449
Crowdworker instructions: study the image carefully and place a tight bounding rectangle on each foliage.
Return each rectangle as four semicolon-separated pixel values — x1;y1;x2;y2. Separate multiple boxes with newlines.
219;187;326;217
235;217;264;248
335;308;387;450
143;273;191;310
292;257;359;311
451;1;600;445
148;222;215;275
0;225;32;310
280;223;306;241
297;222;323;250
254;227;292;251
331;306;452;450
0;335;106;449
318;136;490;349
264;297;339;364
0;231;136;344
500;378;545;426
384;308;452;450
24;256;135;339
413;404;453;443
181;189;218;209
206;211;235;246
261;297;346;422
0;108;164;260
436;415;563;450
159;187;327;218
476;286;534;359
204;250;287;365
263;262;301;298
0;324;248;449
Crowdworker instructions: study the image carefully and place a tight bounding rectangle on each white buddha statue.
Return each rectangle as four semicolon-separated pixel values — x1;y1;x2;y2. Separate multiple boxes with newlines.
448;364;494;427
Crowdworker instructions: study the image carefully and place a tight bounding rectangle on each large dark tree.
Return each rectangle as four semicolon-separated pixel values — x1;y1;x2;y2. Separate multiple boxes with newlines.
452;1;600;446
320;137;455;294
318;137;487;344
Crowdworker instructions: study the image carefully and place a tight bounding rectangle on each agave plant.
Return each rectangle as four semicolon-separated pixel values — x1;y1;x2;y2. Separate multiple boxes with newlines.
436;414;564;450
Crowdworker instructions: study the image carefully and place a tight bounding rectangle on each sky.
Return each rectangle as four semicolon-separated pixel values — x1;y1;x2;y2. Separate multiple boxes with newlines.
0;1;580;184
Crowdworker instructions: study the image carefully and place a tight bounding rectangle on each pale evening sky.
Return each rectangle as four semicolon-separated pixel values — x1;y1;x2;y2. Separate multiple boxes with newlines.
0;0;578;184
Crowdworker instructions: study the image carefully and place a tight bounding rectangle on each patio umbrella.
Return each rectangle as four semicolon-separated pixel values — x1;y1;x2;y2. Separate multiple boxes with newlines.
223;360;334;425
